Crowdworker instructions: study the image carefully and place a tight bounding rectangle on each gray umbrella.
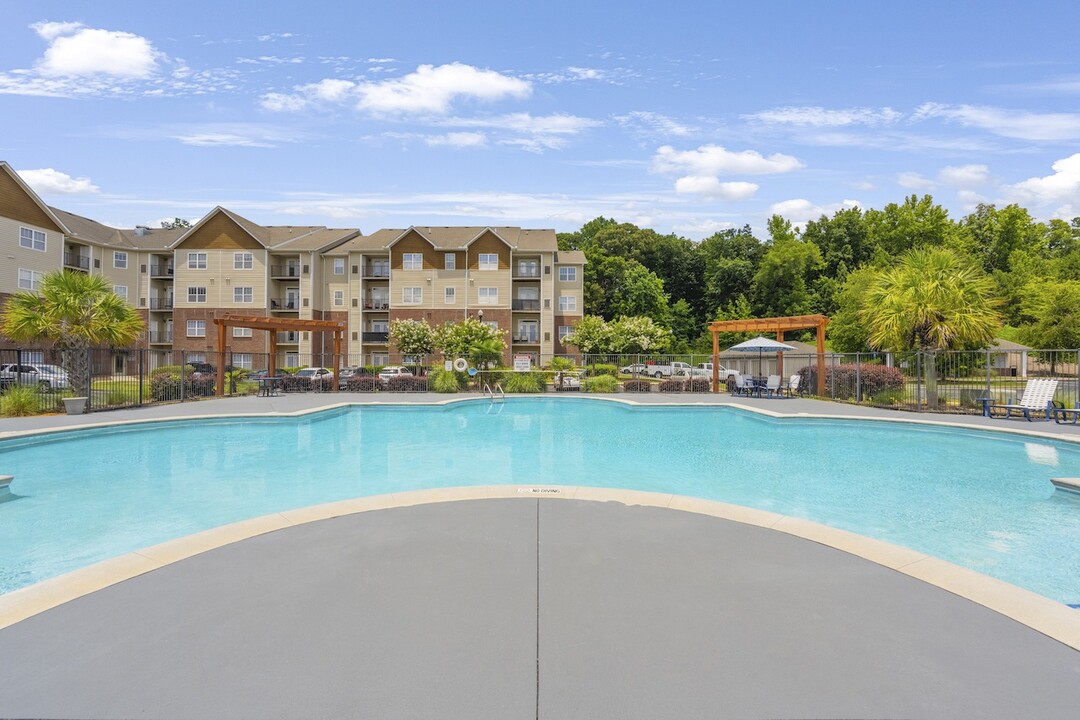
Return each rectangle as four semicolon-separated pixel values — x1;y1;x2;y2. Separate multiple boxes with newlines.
727;336;797;377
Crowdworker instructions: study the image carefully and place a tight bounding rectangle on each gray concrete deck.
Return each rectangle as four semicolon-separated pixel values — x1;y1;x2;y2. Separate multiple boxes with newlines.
2;393;1079;718
1;498;1078;719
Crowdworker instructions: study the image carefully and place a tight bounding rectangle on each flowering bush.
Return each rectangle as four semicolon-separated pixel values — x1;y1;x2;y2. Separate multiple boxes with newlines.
622;379;652;393
797;363;904;400
385;375;428;392
658;379;687;392
346;375;381;392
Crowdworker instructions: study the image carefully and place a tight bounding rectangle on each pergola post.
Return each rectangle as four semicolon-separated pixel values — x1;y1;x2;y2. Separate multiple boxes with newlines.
816;318;827;397
776;330;785;380
333;329;342;385
711;328;720;393
268;330;277;377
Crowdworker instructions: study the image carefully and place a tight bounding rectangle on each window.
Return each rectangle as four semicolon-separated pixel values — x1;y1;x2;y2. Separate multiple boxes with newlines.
444;287;456;304
334;290;344;306
188;286;207;303
371;320;389;333
232;353;253;369
478;287;498;304
483;320;499;331
234;252;253;269
187;320;206;337
186;352;206;363
113;251;128;269
402;252;423;270
112;285;128;300
234;287;253;303
559;266;577;282
444;253;456;270
402;287;422;304
19;227;46;252
559;295;577;312
478;253;498;270
18;268;44;290
285;353;300;368
187;252;207;269
233;326;252;338
559;325;573;341
333;258;345;275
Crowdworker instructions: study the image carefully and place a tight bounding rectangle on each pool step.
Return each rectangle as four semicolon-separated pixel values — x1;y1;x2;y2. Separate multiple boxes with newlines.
1050;478;1080;495
0;475;12;502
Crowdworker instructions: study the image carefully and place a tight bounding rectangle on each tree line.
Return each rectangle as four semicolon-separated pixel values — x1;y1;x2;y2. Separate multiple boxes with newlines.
557;196;1080;353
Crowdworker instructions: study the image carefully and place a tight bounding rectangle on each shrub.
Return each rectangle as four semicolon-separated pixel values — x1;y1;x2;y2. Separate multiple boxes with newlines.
622;379;651;393
189;374;217;397
658;379;688;392
502;371;546;393
427;368;462;393
150;364;195;378
150;372;183;401
311;377;335;393
346;375;381;392
584;375;618;393
385;375;428;392
588;363;619;377
797;363;905;401
687;378;711;393
281;375;313;392
0;385;40;416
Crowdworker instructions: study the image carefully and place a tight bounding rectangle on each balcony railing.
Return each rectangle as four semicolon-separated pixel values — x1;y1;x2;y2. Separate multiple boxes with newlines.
63;252;90;270
363;265;391;278
270;298;299;311
148;331;173;344
270;265;301;278
362;332;389;343
363;300;390;310
148;298;173;310
513;336;539;344
276;331;300;343
512;299;541;311
513;268;541;279
149;264;174;277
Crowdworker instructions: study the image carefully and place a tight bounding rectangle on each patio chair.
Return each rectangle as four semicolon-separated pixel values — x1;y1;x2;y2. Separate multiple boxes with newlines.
784;374;801;397
983;378;1060;421
734;374;759;397
765;375;783;398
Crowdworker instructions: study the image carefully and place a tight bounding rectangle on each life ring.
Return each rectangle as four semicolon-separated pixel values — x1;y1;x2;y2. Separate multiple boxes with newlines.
453;357;468;372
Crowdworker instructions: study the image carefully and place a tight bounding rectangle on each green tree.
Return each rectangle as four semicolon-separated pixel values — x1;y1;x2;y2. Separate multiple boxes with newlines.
1019;281;1080;373
608;316;672;354
609;263;669;323
562;315;611;354
0;270;145;395
699;225;764;318
388;318;436;358
433;318;505;359
160;217;191;229
865;195;956;257
825;267;877;353
751;217;823;317
861;248;1001;405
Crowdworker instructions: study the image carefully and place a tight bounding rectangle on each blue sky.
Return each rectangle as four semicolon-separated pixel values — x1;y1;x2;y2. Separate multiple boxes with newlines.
2;1;1079;237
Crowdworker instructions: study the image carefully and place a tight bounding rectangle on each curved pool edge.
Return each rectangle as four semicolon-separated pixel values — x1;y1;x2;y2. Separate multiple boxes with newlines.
4;394;1080;446
1;485;1077;652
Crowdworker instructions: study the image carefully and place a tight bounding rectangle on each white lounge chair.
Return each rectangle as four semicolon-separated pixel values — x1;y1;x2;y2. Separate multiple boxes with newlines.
984;378;1060;421
783;374;801;397
764;374;783;398
733;374;758;397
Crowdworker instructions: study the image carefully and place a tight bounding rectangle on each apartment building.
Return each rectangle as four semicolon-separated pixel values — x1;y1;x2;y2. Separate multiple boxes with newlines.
0;162;585;369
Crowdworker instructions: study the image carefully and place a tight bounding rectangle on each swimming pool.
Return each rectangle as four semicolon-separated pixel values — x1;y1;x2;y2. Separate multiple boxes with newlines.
1;398;1079;604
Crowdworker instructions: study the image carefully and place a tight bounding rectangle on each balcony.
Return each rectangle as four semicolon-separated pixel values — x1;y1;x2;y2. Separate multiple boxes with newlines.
270;265;301;279
512;336;540;344
363;264;391;278
513;268;541;279
63;251;90;271
276;331;300;343
149;264;174;278
363;299;390;310
148;298;173;311
362;332;389;343
148;331;173;344
270;298;299;311
512;299;541;311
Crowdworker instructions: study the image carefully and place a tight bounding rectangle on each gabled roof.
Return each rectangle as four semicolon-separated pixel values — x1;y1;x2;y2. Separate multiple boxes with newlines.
170;207;265;249
270;227;360;252
47;207;188;250
0;162;71;235
555;250;586;265
48;207;123;246
991;338;1032;351
170;206;357;251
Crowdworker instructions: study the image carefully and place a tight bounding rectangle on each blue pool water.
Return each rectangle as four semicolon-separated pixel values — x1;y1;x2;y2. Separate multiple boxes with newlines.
1;398;1079;604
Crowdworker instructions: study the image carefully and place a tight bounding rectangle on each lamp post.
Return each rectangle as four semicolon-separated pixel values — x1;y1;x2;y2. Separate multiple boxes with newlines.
477;309;484;323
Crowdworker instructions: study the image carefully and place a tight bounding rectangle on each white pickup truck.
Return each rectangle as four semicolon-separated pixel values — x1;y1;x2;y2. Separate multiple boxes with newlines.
685;362;739;380
628;361;693;379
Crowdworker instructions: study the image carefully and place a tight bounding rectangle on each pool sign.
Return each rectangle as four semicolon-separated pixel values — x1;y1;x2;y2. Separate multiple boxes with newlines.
513;354;532;372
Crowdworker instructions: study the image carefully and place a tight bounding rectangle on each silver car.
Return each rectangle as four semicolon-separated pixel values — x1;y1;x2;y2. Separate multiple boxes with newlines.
0;363;70;390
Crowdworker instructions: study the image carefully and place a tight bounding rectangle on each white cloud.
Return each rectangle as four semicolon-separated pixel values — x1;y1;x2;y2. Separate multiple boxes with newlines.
768;198;861;227
356;62;530;114
365;57;396;64
18;168;100;194
672;219;737;236
424;132;487;148
614;111;692;137
256;33;295;42
913;102;1080;141
652;144;803;176
173;133;276;147
744;106;902;127
1008;153;1080;205
524;66;610;84
938;164;989;187
35;25;160;78
31;21;84;41
897;172;936;190
259;92;308;112
852;179;876;191
674;176;758;200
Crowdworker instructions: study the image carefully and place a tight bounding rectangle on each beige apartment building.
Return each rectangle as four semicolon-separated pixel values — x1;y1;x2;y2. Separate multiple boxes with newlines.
0;162;584;370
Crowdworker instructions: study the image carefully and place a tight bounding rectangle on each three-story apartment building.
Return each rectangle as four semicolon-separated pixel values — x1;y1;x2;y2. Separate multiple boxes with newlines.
0;162;584;370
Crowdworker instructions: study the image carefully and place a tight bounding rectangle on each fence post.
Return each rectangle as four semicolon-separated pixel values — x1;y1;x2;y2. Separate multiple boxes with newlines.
915;351;922;412
138;349;144;406
84;347;93;410
855;353;862;403
180;350;186;403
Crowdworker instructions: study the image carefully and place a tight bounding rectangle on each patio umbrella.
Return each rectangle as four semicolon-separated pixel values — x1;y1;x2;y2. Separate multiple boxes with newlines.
727;336;797;378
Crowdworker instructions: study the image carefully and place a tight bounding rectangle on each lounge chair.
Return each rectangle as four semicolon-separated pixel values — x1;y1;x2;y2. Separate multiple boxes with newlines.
784;374;801;397
983;378;1060;421
764;374;783;398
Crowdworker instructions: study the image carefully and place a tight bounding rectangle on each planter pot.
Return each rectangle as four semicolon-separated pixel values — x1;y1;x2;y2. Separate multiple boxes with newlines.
63;397;88;415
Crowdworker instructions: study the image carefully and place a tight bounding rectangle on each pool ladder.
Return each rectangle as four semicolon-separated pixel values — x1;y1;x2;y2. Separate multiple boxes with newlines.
484;382;505;403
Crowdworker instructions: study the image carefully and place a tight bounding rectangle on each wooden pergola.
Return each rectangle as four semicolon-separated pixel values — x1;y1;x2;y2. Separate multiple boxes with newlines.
211;315;346;396
708;314;830;395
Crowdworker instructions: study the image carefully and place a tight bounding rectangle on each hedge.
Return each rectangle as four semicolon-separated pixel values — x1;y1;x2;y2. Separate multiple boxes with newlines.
797;363;905;400
622;379;652;393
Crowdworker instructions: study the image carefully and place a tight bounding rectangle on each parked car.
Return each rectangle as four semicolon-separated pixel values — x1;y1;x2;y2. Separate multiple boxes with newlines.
377;365;413;381
619;363;650;375
338;366;366;388
296;367;334;384
684;363;739;380
625;361;692;379
0;363;70;390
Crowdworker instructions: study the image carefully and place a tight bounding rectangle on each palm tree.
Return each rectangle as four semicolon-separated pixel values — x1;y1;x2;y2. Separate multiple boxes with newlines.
860;248;1000;406
1;270;145;396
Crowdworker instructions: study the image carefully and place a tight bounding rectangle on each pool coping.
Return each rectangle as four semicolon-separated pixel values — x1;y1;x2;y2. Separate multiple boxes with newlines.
0;485;1077;653
1;397;1078;652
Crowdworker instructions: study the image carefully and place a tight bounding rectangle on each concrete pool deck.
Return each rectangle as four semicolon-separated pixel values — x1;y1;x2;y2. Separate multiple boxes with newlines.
1;393;1079;717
